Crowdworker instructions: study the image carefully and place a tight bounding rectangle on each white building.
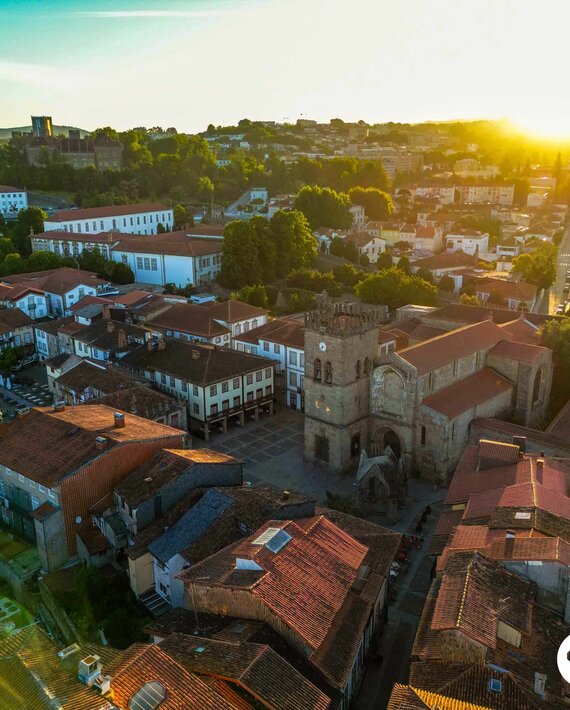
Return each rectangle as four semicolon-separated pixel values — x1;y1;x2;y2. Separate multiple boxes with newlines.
0;283;47;319
121;339;276;441
204;299;268;343
456;184;514;206
349;204;366;231
445;230;490;256
31;229;224;288
234;318;305;410
1;267;107;317
344;232;386;264
0;185;28;218
43;202;174;236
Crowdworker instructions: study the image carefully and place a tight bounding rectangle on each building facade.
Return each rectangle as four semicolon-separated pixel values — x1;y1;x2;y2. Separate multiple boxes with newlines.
43;203;174;236
0;185;28;218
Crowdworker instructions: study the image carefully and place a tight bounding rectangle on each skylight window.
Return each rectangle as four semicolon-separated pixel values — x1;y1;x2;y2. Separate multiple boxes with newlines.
489;679;503;693
252;527;292;553
129;681;167;710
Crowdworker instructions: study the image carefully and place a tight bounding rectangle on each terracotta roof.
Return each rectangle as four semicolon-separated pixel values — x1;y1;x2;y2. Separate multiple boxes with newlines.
121;339;275;386
235;318;304;349
148;302;229;338
181;515;391;688
87;385;183;420
0;283;45;301
114;448;241;508
56;361;140;396
411;251;479;270
205;298;268;323
422;368;513;419
407;324;447;342
388;684;490;710
0;405;184;487
76;522;111;555
159;633;331;710
397;320;510;375
109;643;229;709
2;267;106;295
415;226;436;239
344;231;378;247
111;290;154;306
477;438;521;464
475;278;537;302
0;307;33;335
68;295;110;312
422;304;553;328
30;500;59;522
0;184;25;193
46;202;169;222
546;398;570;441
113;231;223;257
497;317;540;345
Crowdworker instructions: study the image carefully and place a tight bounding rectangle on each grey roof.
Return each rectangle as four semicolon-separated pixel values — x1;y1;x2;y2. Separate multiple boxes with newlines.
148;489;234;563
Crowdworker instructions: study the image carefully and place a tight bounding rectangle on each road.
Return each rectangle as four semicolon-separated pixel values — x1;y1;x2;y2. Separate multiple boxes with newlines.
546;222;570;315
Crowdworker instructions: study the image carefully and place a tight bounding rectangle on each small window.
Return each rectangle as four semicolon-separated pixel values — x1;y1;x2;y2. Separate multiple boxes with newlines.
193;403;199;414
355;360;361;379
233;378;240;389
256;370;262;382
421;426;426;446
222;381;229;393
265;368;271;378
210;385;217;396
315;435;329;463
193;385;199;396
325;361;332;385
488;679;502;693
314;358;322;381
246;374;253;385
263;342;269;351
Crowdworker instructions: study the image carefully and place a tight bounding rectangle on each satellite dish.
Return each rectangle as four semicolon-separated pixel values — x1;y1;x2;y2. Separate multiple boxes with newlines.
75;516;82;525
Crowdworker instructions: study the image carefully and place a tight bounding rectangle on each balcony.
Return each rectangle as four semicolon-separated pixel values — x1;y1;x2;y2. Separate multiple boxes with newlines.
206;393;274;423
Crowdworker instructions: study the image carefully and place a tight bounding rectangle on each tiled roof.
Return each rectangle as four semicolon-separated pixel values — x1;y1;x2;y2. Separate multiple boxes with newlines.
56;361;140;395
3;267;106;295
344;231;377;247
46;202;169;222
109;642;229;709
159;633;331;709
422;368;513;419
148;302;229;338
477;438;521;464
388;683;490;710
0;307;33;335
87;383;183;420
113;230;223;257
111;290;154;306
0;184;24;192
72;318;148;348
0;405;183;486
422;304;553;328
205;298;268;323
475;278;537;301
235;317;304;349
30;500;59;522
489;339;547;362
76;522;111;555
181;515;392;688
411;251;479;270
397;320;510;375
121;339;274;386
497;317;540;345
546;398;570;441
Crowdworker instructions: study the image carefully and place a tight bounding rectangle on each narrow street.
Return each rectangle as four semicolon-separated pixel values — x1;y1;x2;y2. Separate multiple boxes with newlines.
546;222;570;314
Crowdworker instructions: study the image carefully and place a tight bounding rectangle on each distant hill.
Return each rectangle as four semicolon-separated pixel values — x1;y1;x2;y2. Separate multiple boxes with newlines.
0;125;90;141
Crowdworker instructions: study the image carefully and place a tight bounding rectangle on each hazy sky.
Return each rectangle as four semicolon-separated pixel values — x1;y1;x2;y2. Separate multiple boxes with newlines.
1;0;569;136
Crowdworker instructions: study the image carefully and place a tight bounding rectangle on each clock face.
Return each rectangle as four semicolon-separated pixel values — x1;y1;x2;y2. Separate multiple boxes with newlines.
319;342;327;352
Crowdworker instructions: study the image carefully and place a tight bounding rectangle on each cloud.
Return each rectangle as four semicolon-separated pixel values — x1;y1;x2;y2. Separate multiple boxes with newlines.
76;9;242;19
0;61;84;90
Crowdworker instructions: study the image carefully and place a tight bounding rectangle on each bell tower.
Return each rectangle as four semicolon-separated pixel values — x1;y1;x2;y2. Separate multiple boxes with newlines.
303;301;383;474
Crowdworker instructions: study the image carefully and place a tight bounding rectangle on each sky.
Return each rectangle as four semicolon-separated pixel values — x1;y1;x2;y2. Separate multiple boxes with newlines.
1;0;570;136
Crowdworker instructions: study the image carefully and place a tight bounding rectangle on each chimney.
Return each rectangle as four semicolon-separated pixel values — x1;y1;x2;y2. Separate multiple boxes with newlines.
512;435;526;454
283;490;290;500
95;436;108;450
114;412;125;428
536;457;544;483
117;329;127;349
106;321;115;333
102;304;111;320
53;401;66;413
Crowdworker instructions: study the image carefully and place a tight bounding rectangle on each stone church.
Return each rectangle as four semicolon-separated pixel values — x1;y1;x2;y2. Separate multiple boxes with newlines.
304;301;553;484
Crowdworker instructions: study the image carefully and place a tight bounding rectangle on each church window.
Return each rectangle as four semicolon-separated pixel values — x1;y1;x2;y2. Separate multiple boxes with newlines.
364;357;371;375
451;422;456;440
355;360;361;380
325;361;333;385
421;426;426;446
314;358;322;381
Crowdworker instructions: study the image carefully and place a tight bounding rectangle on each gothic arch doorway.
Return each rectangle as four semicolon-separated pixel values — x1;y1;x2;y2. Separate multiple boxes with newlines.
371;427;402;459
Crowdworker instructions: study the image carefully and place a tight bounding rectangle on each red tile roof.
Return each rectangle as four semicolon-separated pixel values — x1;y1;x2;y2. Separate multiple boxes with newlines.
46;202;169;222
489;339;547;362
475;278;537;302
205;298;268;323
422;368;513;419
148;302;229;338
397;320;510;375
114;231;223;257
235;318;304;349
476;438;521;464
2;267;106;295
497;317;540;345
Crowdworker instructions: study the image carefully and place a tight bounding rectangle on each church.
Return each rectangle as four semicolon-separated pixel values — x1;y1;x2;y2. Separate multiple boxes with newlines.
304;301;553;485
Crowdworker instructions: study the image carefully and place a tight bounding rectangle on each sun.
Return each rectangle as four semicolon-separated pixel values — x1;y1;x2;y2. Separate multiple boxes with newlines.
513;115;570;142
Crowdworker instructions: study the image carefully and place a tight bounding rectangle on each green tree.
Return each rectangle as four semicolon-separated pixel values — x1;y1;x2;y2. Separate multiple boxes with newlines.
333;262;365;288
512;243;557;289
26;250;63;271
397;255;411;275
416;267;433;283
173;204;192;230
219;220;265;288
359;253;370;267
232;284;269;308
343;241;360;264
376;251;393;271
0;252;26;275
459;293;481;306
487;289;505;306
197;176;214;203
348;187;394;220
439;274;455;292
11;206;47;255
355;268;437;310
78;249;107;275
269;210;317;278
294;185;352;229
0;346;25;376
110;262;134;284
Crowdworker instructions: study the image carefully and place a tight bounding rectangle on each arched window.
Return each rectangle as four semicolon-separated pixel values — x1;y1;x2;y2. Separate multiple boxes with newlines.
314;358;322;381
325;361;333;385
355;360;361;379
421;426;426;446
364;357;371;375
